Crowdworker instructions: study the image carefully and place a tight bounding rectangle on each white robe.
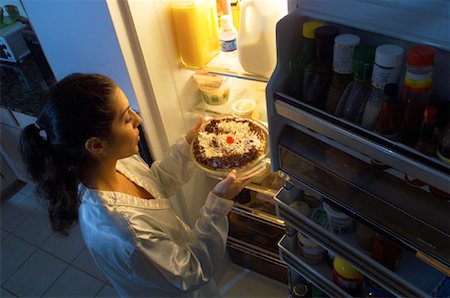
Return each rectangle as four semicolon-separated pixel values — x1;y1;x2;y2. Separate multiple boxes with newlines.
79;138;233;297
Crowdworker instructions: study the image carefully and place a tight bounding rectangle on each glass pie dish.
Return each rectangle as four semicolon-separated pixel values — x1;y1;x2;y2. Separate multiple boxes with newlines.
191;116;270;180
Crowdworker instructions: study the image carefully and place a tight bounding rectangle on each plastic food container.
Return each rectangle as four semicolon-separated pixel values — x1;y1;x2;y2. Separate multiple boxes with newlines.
323;202;353;234
231;98;256;116
297;232;326;264
193;72;230;105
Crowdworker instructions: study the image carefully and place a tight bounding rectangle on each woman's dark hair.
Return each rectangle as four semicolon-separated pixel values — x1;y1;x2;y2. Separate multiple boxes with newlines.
20;73;118;235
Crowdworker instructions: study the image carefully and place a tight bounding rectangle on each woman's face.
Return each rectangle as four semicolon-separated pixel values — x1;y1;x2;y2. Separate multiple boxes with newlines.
106;87;142;159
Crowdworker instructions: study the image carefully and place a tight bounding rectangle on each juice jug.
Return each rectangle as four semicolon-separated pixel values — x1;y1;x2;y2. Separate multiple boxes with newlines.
237;0;287;77
171;0;220;68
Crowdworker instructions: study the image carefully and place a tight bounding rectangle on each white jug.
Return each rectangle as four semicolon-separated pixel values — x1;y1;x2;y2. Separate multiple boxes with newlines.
237;0;287;77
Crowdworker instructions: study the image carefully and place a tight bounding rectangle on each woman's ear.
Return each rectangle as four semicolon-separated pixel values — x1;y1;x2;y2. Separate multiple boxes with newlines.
85;137;107;156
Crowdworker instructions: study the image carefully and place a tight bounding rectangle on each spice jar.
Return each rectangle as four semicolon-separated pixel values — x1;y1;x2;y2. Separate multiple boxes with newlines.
372;233;401;271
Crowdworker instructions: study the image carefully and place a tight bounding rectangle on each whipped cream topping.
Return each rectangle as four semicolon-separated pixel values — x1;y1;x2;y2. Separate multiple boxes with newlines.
197;120;264;158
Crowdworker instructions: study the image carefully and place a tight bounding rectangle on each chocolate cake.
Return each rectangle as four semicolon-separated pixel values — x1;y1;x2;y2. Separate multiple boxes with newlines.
192;117;267;171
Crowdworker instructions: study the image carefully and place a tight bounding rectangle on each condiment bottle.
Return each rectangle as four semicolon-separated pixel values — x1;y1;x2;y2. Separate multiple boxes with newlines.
400;45;436;145
373;83;401;140
332;256;363;295
372;233;401;271
325;34;360;114
335;45;375;122
361;44;404;130
414;105;439;156
304;25;340;108
287;20;325;99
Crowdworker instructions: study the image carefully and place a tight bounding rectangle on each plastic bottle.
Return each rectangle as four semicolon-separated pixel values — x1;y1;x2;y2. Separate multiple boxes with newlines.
171;0;220;68
218;14;237;54
373;83;401;140
335;45;375;122
414;105;439;156
237;0;287;77
400;45;436;145
361;44;404;129
325;34;360;114
303;25;340;108
287;20;325;99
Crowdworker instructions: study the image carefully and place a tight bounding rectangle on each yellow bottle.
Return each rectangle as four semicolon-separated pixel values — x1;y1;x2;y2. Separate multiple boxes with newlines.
171;0;220;68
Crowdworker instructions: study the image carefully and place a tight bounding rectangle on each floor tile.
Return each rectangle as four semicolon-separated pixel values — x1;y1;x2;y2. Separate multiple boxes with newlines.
96;283;119;297
41;223;85;263
221;268;288;298
1;287;17;297
72;248;107;281
13;206;53;247
0;234;37;284
0;192;39;232
43;266;104;297
3;249;67;297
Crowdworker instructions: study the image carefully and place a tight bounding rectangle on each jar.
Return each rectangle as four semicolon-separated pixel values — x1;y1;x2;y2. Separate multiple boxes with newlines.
323;203;353;234
372;233;401;271
297;233;326;264
333;256;363;293
289;282;310;298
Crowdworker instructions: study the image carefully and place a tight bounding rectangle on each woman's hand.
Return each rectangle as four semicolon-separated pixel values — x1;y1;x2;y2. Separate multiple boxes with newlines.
212;170;251;200
185;117;204;145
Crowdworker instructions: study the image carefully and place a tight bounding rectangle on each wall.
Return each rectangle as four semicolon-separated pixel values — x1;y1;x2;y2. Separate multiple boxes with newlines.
20;0;138;110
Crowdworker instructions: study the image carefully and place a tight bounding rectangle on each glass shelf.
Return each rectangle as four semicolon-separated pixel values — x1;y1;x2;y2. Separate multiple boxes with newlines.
190;77;268;122
184;50;270;82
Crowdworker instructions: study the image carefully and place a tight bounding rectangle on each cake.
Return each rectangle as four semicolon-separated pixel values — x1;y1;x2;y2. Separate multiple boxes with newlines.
192;117;267;171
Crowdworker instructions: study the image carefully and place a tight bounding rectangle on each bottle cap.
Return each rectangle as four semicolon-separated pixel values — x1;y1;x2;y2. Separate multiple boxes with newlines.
383;83;398;97
423;105;438;123
302;20;325;39
333;256;363;280
353;45;375;81
374;44;404;67
407;45;436;66
334;34;360;47
315;25;339;42
220;14;234;29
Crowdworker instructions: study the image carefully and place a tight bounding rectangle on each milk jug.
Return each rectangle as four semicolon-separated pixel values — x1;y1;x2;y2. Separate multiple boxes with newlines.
171;0;220;68
237;0;287;76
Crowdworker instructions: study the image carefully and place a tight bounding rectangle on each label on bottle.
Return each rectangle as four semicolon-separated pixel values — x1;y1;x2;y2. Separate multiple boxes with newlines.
333;44;355;74
220;38;237;52
371;63;402;89
404;71;432;89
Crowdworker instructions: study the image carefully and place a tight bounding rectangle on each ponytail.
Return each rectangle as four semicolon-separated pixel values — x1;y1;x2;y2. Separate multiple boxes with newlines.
21;123;80;235
19;73;117;236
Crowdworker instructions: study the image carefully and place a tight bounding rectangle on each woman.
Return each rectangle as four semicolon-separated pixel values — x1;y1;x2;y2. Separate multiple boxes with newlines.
20;73;250;297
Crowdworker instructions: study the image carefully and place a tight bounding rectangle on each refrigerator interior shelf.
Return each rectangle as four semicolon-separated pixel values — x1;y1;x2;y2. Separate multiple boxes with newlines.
273;92;450;192
275;187;447;297
278;234;351;298
183;50;269;83
190;77;268;122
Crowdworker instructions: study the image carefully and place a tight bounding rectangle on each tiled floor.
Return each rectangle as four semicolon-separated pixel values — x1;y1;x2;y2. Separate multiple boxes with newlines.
1;183;288;297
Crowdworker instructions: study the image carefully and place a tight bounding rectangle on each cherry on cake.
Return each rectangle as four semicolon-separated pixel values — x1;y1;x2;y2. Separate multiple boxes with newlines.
192;117;267;171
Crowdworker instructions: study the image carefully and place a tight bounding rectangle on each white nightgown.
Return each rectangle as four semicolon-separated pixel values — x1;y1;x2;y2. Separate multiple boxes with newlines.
78;138;233;297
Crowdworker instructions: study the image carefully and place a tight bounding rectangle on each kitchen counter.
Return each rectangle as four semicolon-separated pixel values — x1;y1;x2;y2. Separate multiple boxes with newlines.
0;54;52;117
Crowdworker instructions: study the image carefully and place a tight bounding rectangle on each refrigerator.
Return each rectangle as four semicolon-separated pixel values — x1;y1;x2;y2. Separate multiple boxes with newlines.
267;0;449;297
22;0;449;295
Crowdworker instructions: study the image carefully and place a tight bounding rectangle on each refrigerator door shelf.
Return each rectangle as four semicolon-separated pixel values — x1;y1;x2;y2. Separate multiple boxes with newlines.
276;187;447;297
